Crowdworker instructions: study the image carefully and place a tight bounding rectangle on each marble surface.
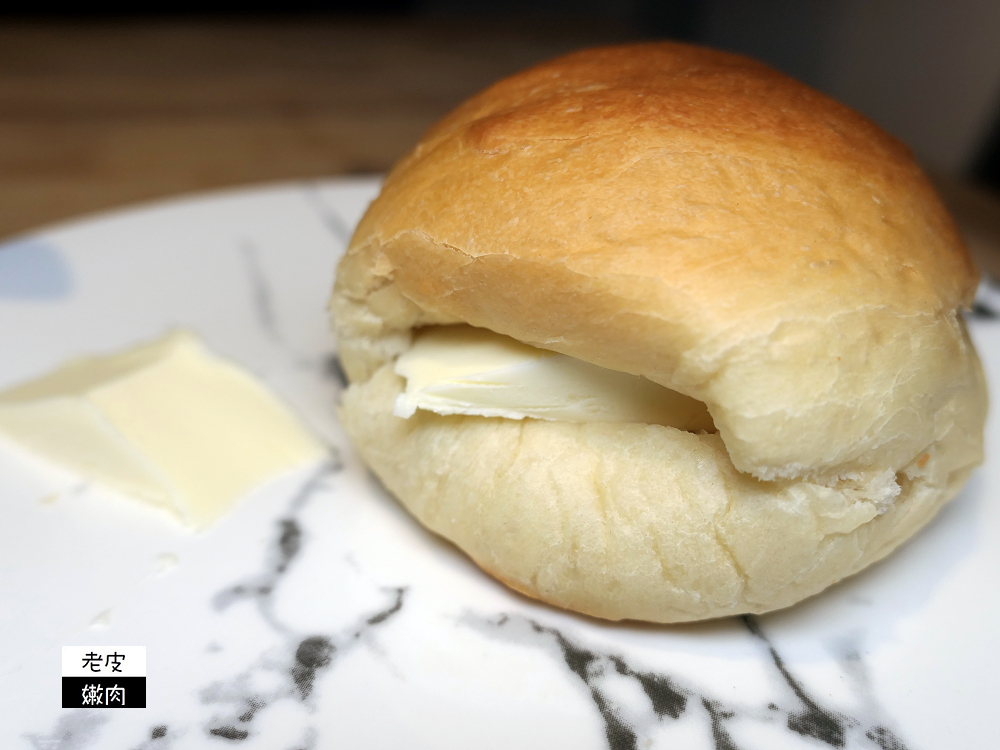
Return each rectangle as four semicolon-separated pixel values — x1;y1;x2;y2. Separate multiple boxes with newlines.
0;178;998;750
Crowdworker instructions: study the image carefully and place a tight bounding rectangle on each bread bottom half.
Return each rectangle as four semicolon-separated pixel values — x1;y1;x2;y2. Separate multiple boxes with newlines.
340;363;985;623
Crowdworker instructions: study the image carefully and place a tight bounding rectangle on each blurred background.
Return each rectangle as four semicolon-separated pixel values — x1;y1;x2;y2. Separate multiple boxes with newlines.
2;0;1000;274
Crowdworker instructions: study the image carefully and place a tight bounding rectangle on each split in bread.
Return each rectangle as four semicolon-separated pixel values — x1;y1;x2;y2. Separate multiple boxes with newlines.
331;42;987;622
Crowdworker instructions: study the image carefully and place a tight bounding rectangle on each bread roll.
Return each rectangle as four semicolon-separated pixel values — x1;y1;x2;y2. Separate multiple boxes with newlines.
331;42;987;622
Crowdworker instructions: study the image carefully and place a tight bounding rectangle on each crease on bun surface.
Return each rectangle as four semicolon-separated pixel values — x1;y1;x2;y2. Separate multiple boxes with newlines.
331;42;987;622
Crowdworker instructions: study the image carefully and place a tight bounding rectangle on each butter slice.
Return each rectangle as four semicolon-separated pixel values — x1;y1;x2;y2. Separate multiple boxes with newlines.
0;331;327;529
394;325;714;431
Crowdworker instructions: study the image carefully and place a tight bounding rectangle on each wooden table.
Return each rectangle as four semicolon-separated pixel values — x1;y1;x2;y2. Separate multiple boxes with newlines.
1;19;998;279
0;19;630;239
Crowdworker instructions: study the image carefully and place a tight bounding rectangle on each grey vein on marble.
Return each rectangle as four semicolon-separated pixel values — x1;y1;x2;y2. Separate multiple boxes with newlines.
970;275;1000;320
201;461;408;745
302;183;354;247
463;612;911;750
25;711;109;750
239;240;283;348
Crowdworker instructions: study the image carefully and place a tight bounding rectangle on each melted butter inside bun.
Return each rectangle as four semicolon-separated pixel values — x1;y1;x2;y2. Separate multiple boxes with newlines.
394;325;714;432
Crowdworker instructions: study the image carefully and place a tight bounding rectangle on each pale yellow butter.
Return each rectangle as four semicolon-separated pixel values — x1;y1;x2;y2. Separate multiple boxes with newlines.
0;331;327;529
394;325;714;431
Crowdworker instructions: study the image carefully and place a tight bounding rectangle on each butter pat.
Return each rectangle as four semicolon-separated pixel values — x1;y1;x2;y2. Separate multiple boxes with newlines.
0;331;327;529
394;325;714;431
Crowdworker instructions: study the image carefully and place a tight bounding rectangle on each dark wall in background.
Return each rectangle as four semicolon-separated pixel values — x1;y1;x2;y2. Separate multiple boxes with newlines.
0;1;417;16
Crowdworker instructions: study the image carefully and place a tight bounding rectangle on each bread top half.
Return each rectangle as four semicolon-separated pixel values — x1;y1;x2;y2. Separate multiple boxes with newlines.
332;42;982;483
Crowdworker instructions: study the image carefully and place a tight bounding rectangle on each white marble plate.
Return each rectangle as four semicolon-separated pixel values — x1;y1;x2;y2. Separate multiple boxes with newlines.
1;178;997;750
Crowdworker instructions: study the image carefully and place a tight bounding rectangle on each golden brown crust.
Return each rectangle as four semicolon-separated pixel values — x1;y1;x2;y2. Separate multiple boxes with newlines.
332;42;978;482
329;42;988;621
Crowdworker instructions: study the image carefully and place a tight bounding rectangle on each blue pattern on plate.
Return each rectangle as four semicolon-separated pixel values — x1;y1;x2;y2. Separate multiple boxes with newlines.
0;237;72;299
